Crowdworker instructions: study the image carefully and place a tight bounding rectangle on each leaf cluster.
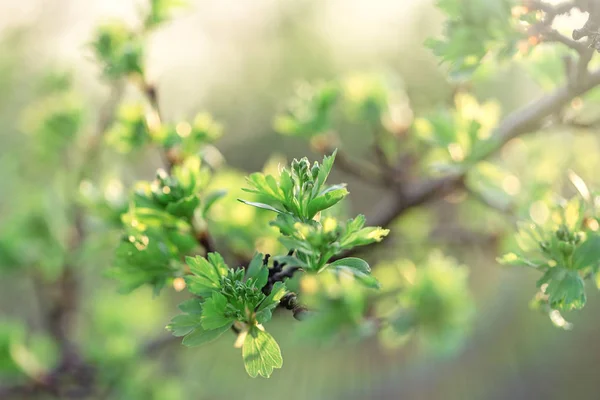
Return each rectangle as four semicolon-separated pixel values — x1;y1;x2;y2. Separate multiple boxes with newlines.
499;187;600;327
105;104;222;156
426;0;531;78
110;156;221;293
167;253;286;378
240;151;389;284
375;252;474;351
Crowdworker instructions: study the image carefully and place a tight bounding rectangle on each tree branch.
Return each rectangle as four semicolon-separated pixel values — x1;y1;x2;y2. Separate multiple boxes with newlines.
331;67;600;262
140;81;217;255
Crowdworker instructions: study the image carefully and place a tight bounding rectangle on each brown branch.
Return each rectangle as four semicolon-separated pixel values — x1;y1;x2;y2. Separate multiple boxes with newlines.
528;1;578;22
542;29;588;53
2;81;126;399
330;67;600;262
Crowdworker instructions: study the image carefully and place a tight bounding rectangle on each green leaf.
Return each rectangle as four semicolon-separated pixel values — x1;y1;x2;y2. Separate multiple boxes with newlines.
257;282;287;313
177;298;203;315
329;258;380;289
182;323;231;347
206;252;229;277
166;314;203;337
254;267;269;290
542;269;586;311
242;254;268;290
242;328;283;378
496;252;543;268
185;256;223;296
306;188;348;218
237;199;283;214
272;255;307;269
573;234;600;270
329;257;371;274
318;183;347;197
201;292;235;330
165;195;200;219
245;252;264;281
313;149;337;196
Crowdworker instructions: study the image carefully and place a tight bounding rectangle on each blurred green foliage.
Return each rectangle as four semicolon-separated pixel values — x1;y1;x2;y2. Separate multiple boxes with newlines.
3;0;600;397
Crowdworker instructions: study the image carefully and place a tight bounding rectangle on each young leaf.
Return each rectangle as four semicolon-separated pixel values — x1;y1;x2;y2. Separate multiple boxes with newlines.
242;328;283;378
165;195;200;219
257;282;287;313
182;323;231;347
177;298;203;315
313;149;337;196
541;269;586;311
306;188;348;218
201;292;235;330
573;234;600;270
244;252;265;281
166;314;203;337
329;257;371;274
237;199;283;214
328;257;380;288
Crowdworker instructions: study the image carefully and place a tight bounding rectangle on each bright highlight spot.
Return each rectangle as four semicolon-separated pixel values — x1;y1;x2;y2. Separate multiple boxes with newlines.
448;143;464;162
173;277;186;292
529;201;550;225
176;122;192;138
502;175;521;196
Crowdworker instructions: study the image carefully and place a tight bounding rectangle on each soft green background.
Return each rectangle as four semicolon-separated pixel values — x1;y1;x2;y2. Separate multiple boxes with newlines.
2;0;600;399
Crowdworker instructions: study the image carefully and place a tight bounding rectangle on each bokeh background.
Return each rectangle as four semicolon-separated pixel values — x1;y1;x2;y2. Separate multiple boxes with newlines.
2;0;600;399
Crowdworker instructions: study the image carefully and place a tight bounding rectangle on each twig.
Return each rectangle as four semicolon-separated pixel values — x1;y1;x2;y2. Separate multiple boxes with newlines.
140;81;217;254
280;292;310;320
330;67;600;262
370;126;395;184
542;29;588;53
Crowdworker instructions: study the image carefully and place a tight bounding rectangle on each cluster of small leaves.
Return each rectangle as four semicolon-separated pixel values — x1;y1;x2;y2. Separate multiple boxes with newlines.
105;104;151;154
414;92;501;171
273;73;413;145
110;156;221;293
167;253;286;378
0;73;83;277
202;165;282;257
102;2;226;293
91;22;145;80
240;151;389;284
20;73;84;161
272;215;387;287
426;0;533;78
294;272;375;343
0;208;67;279
499;178;600;328
106;104;222;157
91;0;184;80
375;252;474;351
273;81;340;139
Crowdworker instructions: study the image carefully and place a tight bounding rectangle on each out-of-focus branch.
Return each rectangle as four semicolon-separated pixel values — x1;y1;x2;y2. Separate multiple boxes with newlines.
140;81;218;255
571;0;600;52
2;80;126;399
331;66;600;262
370;126;396;184
542;29;588;52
